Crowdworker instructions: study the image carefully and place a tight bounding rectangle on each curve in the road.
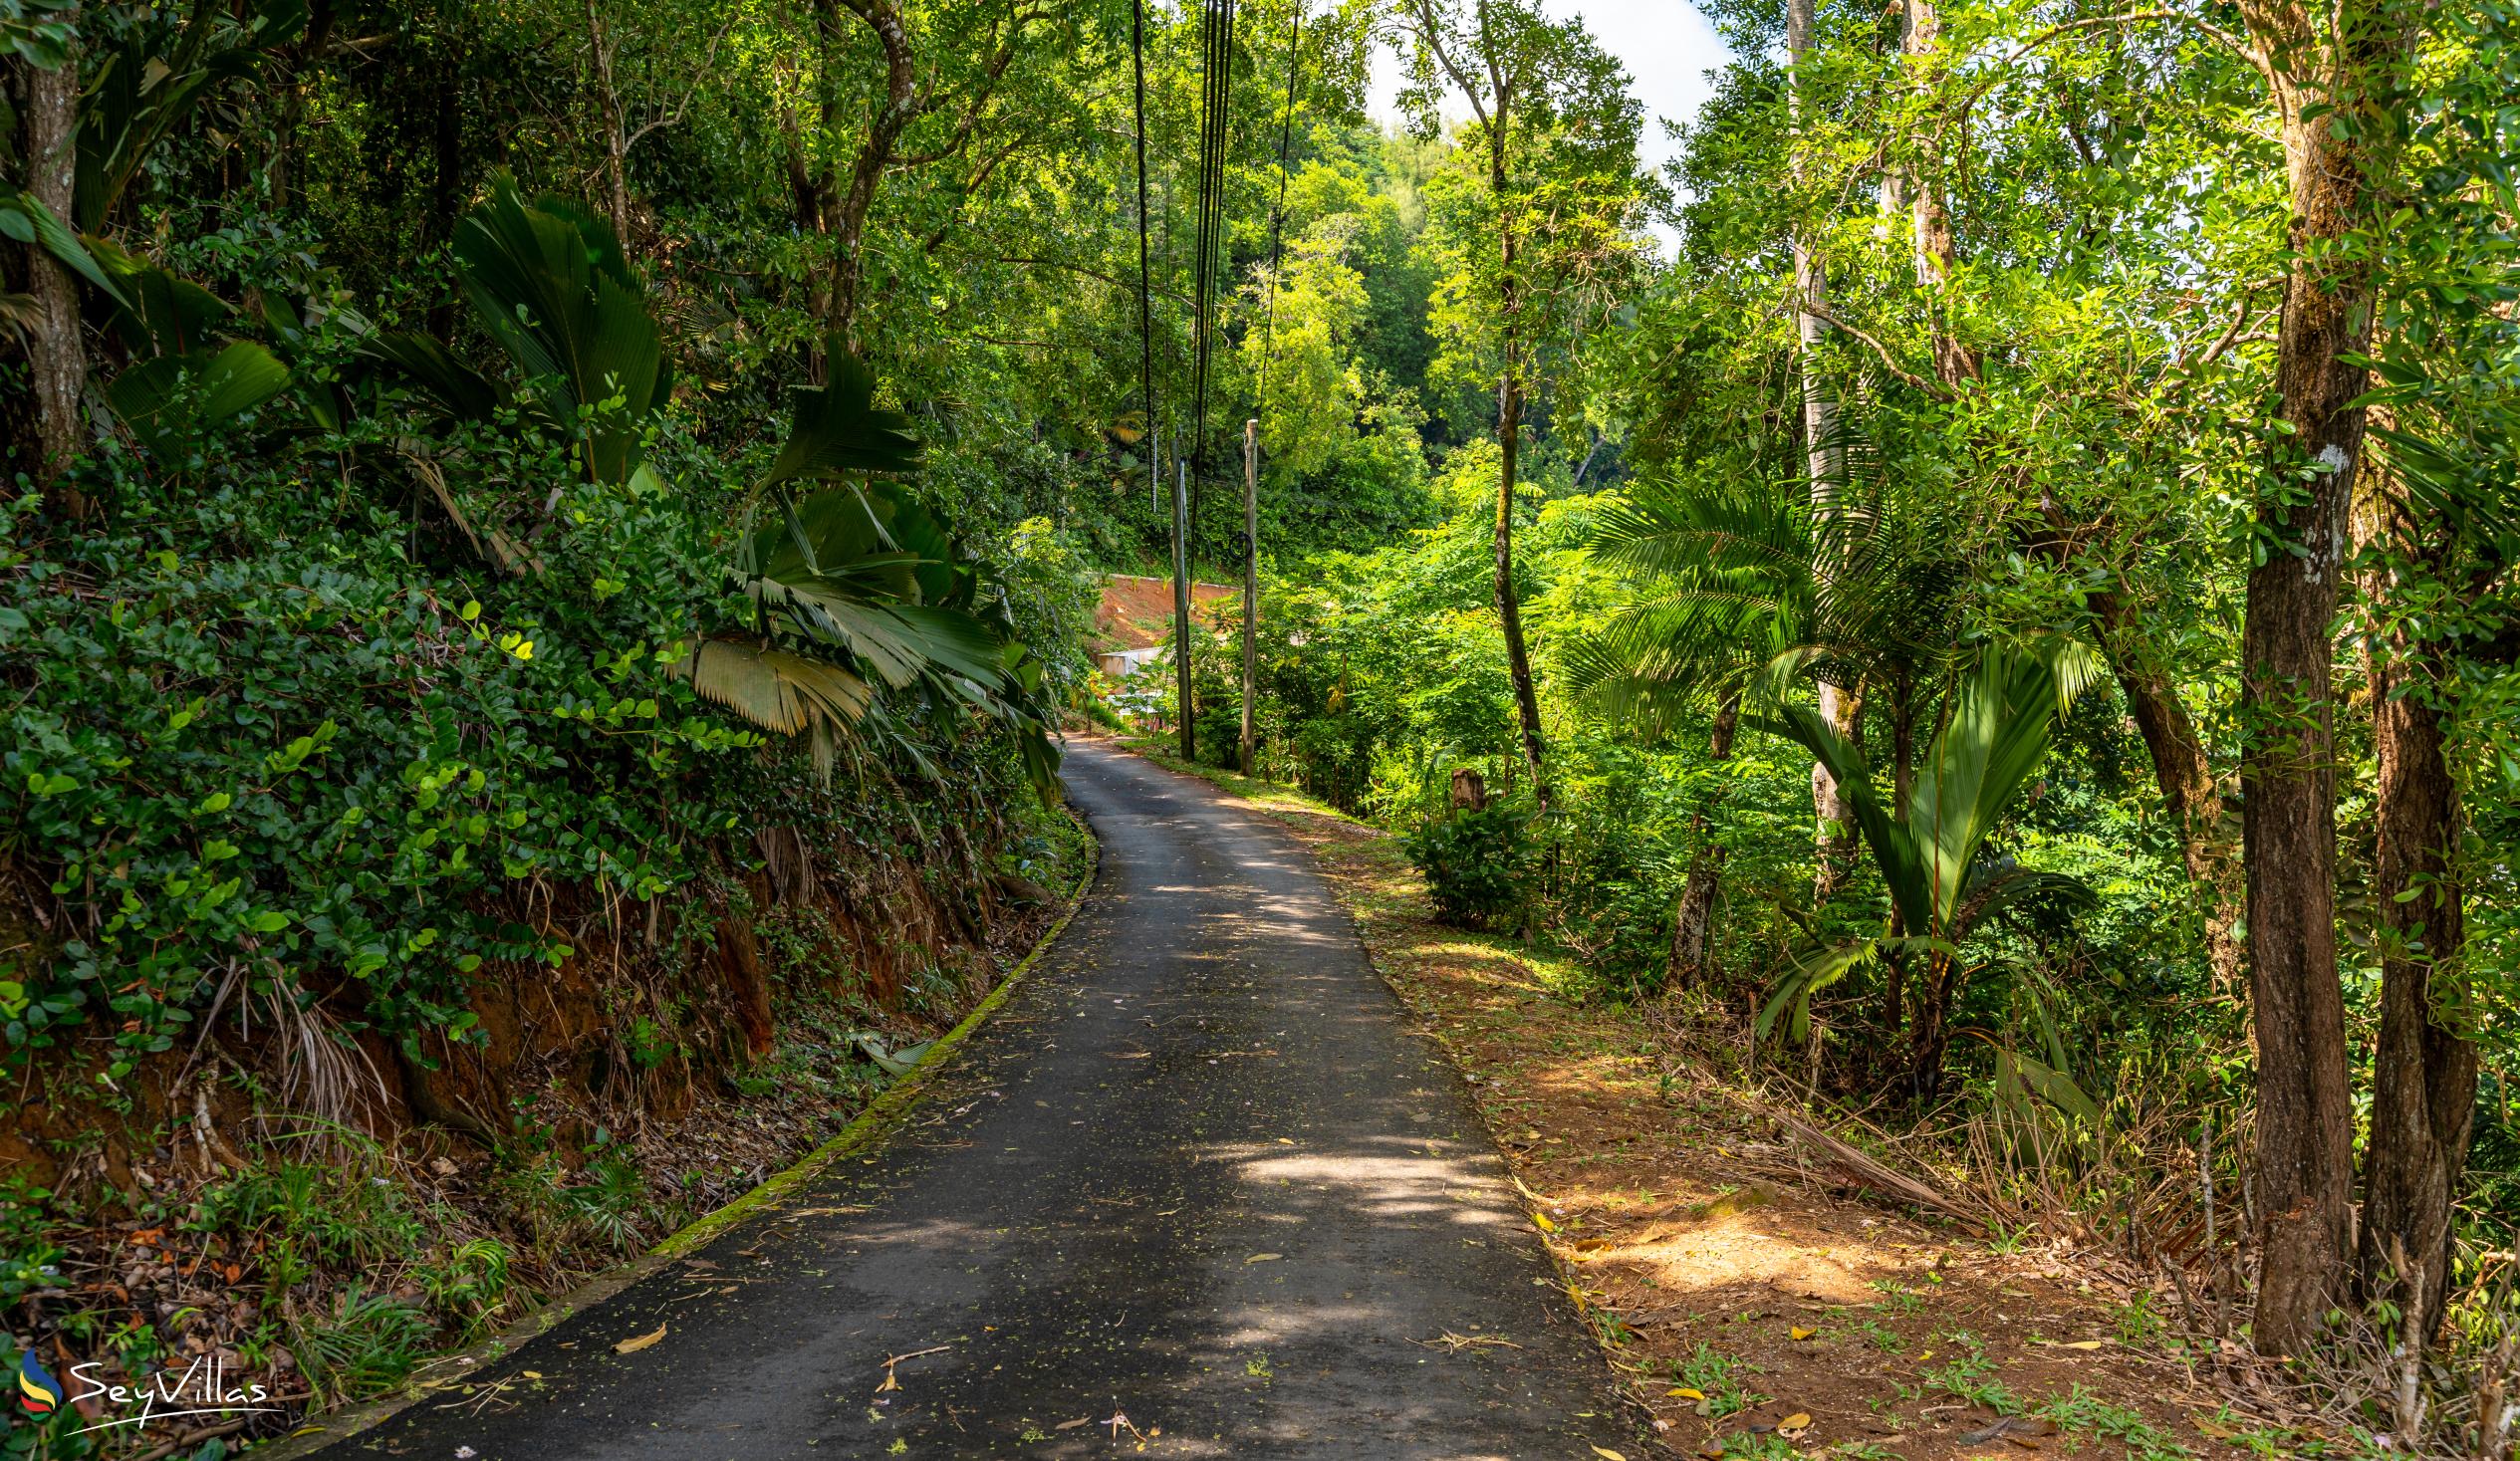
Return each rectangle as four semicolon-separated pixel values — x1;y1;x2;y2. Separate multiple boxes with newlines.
313;739;1633;1459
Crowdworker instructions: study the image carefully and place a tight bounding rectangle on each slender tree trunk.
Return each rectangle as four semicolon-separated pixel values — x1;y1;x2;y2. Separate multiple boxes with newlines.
1491;144;1549;806
1787;0;1852;889
2035;499;2246;991
1902;0;1978;386
1907;951;1956;1100
21;16;86;513
1667;695;1739;987
1813;681;1862;898
586;0;631;242
269;0;334;212
426;56;464;341
2238;0;2413;1351
820;0;915;348
2095;587;2247;991
2353;457;2477;1350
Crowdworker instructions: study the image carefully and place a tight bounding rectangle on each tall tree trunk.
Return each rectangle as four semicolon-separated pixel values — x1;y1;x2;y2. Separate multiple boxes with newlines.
586;0;631;242
1667;695;1740;987
426;55;464;341
268;0;334;213
2237;0;2414;1352
820;0;915;348
1901;0;1979;387
1787;0;1853;891
21;16;87;514
2111;617;2248;993
1491;142;1549;806
2353;457;2477;1351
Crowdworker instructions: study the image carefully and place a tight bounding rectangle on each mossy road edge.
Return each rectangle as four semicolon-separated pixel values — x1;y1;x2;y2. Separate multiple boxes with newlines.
256;816;1101;1458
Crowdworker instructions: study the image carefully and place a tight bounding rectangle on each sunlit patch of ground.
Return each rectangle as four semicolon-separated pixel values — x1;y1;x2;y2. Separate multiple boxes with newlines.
1118;745;2270;1461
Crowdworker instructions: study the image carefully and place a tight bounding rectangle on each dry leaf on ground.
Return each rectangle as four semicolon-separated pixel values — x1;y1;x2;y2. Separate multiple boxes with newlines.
613;1324;666;1354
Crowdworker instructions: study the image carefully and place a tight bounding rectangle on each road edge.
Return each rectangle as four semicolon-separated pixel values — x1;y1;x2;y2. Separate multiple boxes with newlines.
1087;738;1676;1456
258;820;1101;1458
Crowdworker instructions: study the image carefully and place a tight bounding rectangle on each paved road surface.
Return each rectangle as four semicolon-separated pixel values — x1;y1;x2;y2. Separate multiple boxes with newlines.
320;740;1632;1459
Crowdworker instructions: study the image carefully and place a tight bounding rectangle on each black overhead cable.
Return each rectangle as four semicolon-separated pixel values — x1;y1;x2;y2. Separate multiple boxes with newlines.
1187;0;1235;535
1253;5;1303;429
1131;0;1157;514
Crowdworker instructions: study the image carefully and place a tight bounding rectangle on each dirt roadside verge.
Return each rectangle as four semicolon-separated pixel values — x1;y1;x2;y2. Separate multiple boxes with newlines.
1117;744;2302;1461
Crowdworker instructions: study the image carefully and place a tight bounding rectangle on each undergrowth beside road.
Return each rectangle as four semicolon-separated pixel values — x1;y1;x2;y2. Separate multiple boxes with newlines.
1114;738;2389;1461
1;811;1090;1458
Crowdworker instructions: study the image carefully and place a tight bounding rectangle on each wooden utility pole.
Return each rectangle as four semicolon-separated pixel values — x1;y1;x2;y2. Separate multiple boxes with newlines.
1172;457;1194;761
1240;418;1259;775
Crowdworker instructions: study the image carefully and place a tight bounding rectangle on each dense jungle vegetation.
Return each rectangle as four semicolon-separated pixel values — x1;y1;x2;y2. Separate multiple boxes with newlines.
1;0;2515;1451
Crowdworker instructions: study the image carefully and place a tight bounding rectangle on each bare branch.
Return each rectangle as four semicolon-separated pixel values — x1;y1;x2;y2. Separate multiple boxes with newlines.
623;12;740;152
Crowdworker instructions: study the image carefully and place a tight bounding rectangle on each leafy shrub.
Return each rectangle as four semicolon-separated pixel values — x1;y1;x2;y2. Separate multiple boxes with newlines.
1404;806;1532;928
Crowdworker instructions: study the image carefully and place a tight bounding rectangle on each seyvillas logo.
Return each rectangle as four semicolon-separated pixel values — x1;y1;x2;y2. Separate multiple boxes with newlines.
16;1351;63;1416
15;1353;285;1437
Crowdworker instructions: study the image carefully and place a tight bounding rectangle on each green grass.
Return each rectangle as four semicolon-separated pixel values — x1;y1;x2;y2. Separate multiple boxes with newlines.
1663;1341;1771;1418
2038;1385;2196;1461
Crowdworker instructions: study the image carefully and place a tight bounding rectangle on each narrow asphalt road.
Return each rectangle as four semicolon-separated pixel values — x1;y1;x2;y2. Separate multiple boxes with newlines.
321;740;1634;1459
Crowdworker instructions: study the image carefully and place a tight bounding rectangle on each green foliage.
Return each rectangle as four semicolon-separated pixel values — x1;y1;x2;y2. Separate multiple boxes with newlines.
1404;806;1533;929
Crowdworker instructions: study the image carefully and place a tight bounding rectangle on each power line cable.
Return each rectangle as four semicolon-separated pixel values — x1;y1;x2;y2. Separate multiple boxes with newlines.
1187;0;1235;541
1131;0;1157;518
1252;4;1303;435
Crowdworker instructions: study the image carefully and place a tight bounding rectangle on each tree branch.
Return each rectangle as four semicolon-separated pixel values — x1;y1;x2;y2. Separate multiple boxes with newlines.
1798;301;1956;399
1951;10;2282;132
1403;0;1494;132
623;12;739;152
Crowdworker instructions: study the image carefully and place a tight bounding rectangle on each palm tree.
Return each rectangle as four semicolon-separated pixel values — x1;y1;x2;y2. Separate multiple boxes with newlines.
370;176;1059;794
1756;637;2102;1099
1566;462;1962;986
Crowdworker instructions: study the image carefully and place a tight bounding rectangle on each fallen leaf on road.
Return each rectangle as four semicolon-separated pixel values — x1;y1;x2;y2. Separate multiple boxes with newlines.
613;1324;666;1354
1667;1387;1705;1401
2055;1339;2107;1349
1790;1327;1817;1340
1593;1448;1629;1460
1781;1413;1813;1432
1055;1418;1091;1430
1533;1211;1558;1232
1245;1252;1282;1264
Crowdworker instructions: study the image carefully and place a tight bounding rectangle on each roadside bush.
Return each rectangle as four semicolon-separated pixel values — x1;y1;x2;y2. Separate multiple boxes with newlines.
1405;806;1532;929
